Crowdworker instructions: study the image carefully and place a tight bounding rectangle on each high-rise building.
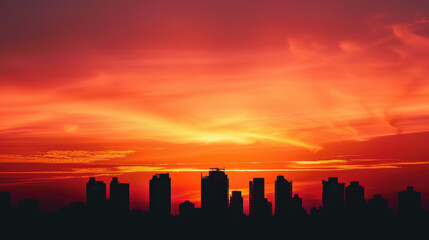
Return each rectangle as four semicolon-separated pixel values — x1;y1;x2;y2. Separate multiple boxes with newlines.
398;186;421;217
110;177;130;213
275;176;292;217
249;178;272;217
345;181;365;215
201;168;229;215
86;177;106;208
230;191;244;216
322;177;345;216
0;192;11;215
149;173;171;216
291;194;306;217
179;200;195;217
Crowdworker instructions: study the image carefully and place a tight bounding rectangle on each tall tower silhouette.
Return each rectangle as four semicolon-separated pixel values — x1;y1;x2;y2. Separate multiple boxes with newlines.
345;181;364;215
275;176;292;217
149;173;171;216
86;177;106;209
201;168;229;216
110;177;130;213
322;177;345;217
398;186;421;217
249;178;272;217
230;191;244;216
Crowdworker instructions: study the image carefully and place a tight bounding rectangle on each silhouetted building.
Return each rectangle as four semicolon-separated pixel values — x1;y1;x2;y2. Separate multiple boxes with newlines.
275;176;292;217
367;194;390;216
201;168;229;216
345;181;365;215
230;191;244;216
179;200;195;217
322;177;345;216
398;186;421;217
264;199;272;217
110;177;130;213
249;178;272;217
86;177;106;208
291;194;306;217
18;199;40;215
0;192;11;215
149;173;171;216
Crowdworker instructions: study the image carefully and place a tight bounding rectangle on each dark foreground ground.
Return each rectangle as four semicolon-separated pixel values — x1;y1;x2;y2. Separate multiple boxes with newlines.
2;211;429;240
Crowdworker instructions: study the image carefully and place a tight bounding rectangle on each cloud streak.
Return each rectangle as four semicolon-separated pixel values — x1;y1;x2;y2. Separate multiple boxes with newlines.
0;150;134;163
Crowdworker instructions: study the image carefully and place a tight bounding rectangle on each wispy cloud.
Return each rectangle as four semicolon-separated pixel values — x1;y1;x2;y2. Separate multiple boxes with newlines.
0;150;134;163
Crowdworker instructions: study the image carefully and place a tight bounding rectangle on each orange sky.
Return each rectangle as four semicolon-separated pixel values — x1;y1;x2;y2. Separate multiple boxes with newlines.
1;0;429;214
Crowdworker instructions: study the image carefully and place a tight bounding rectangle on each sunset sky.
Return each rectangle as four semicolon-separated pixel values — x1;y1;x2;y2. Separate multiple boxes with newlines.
1;0;429;214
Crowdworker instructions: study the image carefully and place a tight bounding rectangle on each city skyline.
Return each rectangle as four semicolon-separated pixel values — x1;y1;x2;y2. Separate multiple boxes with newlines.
3;173;426;239
2;170;425;216
2;0;429;225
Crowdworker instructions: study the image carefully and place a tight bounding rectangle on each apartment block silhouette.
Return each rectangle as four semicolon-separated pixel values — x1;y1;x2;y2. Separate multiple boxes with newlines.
249;178;272;217
322;177;345;217
275;176;292;217
345;181;365;215
149;173;171;216
201;168;229;216
110;177;130;213
86;177;106;208
230;190;244;216
398;186;421;217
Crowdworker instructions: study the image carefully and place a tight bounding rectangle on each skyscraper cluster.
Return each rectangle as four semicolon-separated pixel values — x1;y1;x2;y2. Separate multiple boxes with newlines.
86;177;129;213
141;170;423;219
1;169;424;220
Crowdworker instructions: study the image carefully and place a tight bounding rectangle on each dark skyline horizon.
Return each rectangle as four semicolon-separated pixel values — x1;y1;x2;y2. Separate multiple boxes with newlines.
2;169;427;216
